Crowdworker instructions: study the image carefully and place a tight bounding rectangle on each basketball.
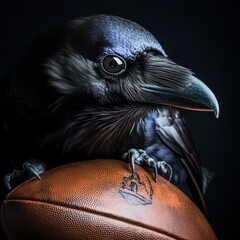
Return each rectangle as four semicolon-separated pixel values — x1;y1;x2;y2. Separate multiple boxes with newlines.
1;159;217;239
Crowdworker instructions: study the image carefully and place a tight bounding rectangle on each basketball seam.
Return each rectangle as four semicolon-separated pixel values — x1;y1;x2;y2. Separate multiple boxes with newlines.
4;198;185;240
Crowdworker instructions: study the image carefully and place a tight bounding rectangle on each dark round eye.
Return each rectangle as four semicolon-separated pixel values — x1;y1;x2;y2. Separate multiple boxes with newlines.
102;55;126;75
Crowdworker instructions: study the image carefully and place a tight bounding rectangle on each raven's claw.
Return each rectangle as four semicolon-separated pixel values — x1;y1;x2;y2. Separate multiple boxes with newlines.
22;159;46;179
4;170;22;190
122;148;173;181
4;159;46;190
157;161;173;181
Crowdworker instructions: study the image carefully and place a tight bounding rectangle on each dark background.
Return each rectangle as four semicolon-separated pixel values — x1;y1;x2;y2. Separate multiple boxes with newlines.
0;0;239;239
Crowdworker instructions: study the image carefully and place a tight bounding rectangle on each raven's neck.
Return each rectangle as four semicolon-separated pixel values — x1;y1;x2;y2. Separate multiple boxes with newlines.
66;104;156;157
43;104;167;159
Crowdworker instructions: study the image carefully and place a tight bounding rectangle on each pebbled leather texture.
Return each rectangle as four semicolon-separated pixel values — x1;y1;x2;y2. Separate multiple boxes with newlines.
1;159;217;240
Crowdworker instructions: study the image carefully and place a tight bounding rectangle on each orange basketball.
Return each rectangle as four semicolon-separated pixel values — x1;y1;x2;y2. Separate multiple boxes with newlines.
1;159;217;239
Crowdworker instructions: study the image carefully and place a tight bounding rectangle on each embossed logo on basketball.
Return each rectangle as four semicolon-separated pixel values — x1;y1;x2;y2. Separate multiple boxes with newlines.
119;173;153;205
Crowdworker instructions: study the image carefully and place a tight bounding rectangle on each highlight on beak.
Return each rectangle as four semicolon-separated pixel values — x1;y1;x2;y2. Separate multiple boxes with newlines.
184;75;219;118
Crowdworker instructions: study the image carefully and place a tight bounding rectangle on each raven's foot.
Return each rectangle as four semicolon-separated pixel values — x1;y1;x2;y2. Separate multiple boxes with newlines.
4;159;46;190
122;148;172;181
157;160;173;181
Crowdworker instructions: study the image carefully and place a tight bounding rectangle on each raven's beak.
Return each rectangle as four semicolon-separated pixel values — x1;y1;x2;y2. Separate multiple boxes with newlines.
140;56;219;118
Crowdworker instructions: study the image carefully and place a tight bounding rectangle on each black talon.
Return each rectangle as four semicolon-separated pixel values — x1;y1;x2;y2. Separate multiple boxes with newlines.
130;155;135;177
140;151;158;182
122;148;159;181
123;149;140;177
153;164;158;182
157;161;173;181
4;170;22;190
4;175;11;190
3;159;46;190
22;159;46;178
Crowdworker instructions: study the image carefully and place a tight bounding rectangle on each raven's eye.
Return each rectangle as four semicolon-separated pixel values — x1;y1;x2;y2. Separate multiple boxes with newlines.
102;55;126;75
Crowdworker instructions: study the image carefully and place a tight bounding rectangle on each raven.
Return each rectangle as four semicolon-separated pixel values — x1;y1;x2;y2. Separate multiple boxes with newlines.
0;15;219;215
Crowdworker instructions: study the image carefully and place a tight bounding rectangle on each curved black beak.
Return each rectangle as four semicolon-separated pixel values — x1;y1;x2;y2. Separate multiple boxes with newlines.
139;56;219;118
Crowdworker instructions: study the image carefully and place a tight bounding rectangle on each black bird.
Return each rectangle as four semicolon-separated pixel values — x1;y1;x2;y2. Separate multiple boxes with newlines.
0;15;219;215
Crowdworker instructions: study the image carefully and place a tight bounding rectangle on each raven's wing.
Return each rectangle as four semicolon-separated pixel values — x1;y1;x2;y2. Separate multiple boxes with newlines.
155;108;207;215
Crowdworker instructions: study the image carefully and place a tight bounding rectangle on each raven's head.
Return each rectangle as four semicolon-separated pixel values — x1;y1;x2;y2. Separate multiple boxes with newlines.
44;14;219;118
12;15;219;157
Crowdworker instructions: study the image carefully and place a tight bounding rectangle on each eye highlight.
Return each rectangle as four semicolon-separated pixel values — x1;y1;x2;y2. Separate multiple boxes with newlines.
101;55;126;75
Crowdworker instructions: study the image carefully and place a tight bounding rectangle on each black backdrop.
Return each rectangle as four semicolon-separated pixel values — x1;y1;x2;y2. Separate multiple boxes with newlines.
0;0;239;239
